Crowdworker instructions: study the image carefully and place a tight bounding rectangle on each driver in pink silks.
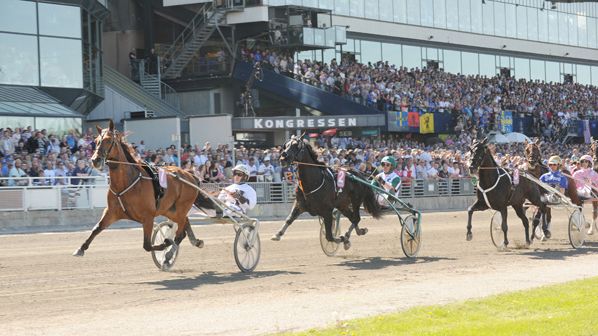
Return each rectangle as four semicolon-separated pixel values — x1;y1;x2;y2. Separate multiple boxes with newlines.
572;155;598;234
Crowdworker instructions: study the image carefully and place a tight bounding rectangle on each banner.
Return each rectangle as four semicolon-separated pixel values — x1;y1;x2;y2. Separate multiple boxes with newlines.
420;113;435;134
408;111;420;128
501;111;513;133
584;119;591;144
387;111;410;132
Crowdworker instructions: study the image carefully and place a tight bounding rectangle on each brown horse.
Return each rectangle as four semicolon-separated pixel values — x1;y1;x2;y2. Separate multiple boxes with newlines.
73;120;204;264
525;140;582;238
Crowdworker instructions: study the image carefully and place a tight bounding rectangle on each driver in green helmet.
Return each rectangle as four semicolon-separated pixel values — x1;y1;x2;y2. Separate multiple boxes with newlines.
372;156;402;206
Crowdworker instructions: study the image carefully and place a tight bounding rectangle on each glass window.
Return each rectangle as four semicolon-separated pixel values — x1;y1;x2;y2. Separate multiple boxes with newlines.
537;8;548;42
40;37;83;88
407;0;420;25
592;66;598;86
350;0;364;17
498;56;511;69
516;5;527;39
470;0;482;33
323;49;335;64
402;45;421;69
494;2;505;36
577;64;591;85
360;40;381;65
302;0;318;7
425;48;438;61
296;50;313;62
562;62;573;75
482;0;494;35
526;7;538;41
514;57;529;80
364;0;379;19
479;53;495;77
379;0;394;22
319;0;333;10
443;49;461;74
548;11;558;43
458;0;471;32
335;0;350;15
38;3;81;38
421;0;434;27
393;0;407;23
588;17;597;49
433;0;446;28
505;4;516;38
446;0;458;30
0;0;37;34
558;12;568;44
382;43;402;68
0;33;39;86
545;61;559;83
530;59;545;81
577;15;587;47
461;52;478;76
568;13;577;45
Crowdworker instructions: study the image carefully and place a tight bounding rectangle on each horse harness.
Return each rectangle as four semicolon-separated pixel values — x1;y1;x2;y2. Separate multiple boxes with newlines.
296;166;336;197
476;167;512;209
109;172;153;213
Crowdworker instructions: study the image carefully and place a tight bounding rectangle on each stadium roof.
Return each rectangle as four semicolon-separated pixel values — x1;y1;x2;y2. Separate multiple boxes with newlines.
0;85;81;118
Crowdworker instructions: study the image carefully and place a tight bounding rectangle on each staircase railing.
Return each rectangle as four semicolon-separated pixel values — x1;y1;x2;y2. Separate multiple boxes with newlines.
139;57;181;110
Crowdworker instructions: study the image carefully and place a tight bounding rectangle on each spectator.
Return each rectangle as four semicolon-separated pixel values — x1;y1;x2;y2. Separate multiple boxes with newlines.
8;159;28;186
70;159;91;186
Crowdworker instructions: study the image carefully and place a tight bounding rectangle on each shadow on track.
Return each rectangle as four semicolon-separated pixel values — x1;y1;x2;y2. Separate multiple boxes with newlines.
144;270;303;291
511;243;598;261
336;256;454;271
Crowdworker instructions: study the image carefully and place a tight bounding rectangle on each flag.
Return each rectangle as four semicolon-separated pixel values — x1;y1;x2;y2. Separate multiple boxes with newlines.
420;113;435;134
584;119;591;144
408;111;420;128
501;111;513;133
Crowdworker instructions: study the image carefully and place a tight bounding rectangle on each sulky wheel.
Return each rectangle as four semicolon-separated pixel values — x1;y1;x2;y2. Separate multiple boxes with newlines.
400;214;422;258
490;211;504;248
151;220;179;271
234;223;261;273
568;209;586;249
319;210;342;257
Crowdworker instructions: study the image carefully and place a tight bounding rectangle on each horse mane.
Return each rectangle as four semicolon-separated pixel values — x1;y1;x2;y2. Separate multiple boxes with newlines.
118;136;140;164
303;141;321;163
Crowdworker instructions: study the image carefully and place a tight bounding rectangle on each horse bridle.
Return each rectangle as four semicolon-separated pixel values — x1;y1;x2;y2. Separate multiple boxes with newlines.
284;138;330;197
96;129;118;168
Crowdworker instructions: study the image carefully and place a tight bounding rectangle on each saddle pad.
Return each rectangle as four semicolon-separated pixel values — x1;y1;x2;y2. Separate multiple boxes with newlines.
158;168;168;189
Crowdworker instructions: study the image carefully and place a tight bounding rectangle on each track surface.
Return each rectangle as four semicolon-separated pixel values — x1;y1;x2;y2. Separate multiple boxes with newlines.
2;208;598;336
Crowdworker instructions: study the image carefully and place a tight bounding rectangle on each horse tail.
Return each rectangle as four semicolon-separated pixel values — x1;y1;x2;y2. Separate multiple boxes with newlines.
362;186;382;219
191;175;214;209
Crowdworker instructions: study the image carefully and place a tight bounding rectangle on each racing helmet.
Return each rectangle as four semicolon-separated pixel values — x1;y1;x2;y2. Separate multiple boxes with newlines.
232;164;250;181
381;156;396;169
571;155;579;163
580;154;593;166
548;155;562;166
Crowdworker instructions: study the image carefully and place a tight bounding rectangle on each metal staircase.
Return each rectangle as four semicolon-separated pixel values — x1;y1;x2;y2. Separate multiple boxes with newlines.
103;65;181;118
139;59;181;109
162;3;227;79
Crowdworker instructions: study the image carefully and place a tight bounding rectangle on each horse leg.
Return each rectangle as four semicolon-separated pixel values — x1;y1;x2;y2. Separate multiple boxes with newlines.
531;208;543;242
184;218;204;248
73;208;120;257
543;207;552;239
500;207;509;249
271;202;302;241
466;199;489;241
589;201;598;235
513;204;530;247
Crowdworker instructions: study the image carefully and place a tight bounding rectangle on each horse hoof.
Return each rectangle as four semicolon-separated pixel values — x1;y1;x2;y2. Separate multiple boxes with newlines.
195;240;204;248
358;228;368;236
466;232;473;241
72;248;84;257
543;230;552;239
343;240;351;250
497;244;508;252
271;234;281;241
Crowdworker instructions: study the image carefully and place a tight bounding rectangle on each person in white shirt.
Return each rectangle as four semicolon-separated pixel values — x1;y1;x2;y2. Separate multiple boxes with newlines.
246;158;258;181
218;164;257;216
258;157;276;181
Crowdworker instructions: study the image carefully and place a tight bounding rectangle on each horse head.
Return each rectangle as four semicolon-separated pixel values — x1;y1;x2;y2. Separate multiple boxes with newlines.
525;139;542;169
91;119;121;170
279;134;314;167
468;137;490;174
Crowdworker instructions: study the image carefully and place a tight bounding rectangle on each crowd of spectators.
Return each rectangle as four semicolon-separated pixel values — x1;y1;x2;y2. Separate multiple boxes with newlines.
242;47;597;142
1;125;593;191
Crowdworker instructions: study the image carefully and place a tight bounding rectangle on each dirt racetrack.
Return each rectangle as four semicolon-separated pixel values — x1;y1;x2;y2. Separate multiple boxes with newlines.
2;208;598;336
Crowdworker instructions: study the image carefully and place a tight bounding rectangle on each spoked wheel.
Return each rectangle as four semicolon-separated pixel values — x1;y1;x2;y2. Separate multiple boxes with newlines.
400;214;422;258
234;224;261;273
151;221;179;271
490;211;504;248
319;210;341;257
568;209;586;249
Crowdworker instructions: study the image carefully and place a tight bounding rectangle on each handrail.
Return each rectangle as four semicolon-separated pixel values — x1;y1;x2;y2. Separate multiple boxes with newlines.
138;58;181;110
163;3;213;62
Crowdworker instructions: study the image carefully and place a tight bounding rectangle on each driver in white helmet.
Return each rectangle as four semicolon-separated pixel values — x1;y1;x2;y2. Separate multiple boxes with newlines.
372;156;402;207
217;164;257;216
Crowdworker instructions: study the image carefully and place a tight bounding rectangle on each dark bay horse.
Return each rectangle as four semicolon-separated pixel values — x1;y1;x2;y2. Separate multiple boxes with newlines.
73;120;204;264
467;138;546;248
525;140;584;238
272;135;381;249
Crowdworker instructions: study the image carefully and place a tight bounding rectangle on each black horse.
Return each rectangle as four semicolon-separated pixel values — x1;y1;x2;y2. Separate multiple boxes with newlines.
467;138;547;248
272;135;382;249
